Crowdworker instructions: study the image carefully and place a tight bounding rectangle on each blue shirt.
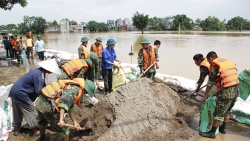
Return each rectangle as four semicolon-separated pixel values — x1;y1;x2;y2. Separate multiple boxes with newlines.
35;40;45;52
101;46;117;69
3;39;11;49
9;68;46;105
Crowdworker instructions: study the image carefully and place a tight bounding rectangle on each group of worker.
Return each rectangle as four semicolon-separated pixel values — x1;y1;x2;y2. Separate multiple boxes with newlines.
2;30;46;65
193;51;239;139
8;34;241;140
7;35;162;141
2;34;23;65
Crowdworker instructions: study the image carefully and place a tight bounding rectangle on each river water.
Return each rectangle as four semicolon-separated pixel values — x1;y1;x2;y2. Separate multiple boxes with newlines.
42;31;250;81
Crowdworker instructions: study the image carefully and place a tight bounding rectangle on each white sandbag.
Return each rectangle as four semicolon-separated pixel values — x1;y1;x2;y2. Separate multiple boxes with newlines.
0;85;13;101
0;48;6;58
195;95;203;102
232;100;250;116
0;98;13;141
155;73;198;92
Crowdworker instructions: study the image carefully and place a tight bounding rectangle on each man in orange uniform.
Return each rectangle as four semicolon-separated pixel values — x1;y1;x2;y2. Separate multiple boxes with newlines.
200;51;239;139
90;37;103;79
193;54;210;93
137;38;158;79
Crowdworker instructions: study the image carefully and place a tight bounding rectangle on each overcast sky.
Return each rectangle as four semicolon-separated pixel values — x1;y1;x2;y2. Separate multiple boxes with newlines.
0;0;249;25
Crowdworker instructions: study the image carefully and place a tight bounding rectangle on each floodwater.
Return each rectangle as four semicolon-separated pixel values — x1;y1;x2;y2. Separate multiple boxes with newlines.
41;31;250;81
2;31;250;141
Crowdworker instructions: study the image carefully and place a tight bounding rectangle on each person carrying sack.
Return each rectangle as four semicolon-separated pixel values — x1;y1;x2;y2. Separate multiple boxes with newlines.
200;51;239;139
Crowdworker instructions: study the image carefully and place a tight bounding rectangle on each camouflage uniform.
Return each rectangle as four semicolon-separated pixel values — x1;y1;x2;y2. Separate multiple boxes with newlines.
138;47;158;79
90;44;103;79
35;85;79;138
85;54;100;82
16;39;23;66
197;66;209;85
78;45;88;59
207;66;238;122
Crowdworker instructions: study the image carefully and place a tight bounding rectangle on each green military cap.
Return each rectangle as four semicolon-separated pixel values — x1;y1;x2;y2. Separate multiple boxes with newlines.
140;38;150;44
80;37;89;42
96;37;102;42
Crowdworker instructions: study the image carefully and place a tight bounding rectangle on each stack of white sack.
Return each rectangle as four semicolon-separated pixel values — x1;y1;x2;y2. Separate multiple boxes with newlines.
0;48;6;58
44;49;78;61
0;84;13;141
230;96;250;125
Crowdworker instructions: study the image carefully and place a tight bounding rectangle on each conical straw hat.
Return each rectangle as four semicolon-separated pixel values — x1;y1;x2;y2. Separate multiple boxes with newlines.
38;59;61;74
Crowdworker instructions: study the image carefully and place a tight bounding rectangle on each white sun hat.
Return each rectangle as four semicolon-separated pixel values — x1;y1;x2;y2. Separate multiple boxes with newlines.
37;59;61;74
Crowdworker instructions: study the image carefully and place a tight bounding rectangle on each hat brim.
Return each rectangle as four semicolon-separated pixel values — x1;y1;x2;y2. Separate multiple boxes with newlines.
38;59;62;74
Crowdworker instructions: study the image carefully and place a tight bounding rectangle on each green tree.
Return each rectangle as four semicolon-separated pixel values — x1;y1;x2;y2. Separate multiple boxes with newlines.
195;18;201;26
18;16;46;34
5;24;18;30
98;22;109;32
88;21;98;32
70;20;78;25
171;14;194;30
200;16;226;31
227;16;250;31
148;16;164;31
50;20;58;26
0;0;27;10
132;11;149;34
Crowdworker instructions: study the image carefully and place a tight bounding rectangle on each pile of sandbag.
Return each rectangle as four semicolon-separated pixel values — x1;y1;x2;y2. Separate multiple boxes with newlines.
230;96;250;125
0;84;13;141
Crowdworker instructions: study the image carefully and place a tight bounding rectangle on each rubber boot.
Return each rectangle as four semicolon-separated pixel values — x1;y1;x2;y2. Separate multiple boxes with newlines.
219;122;227;134
199;126;217;139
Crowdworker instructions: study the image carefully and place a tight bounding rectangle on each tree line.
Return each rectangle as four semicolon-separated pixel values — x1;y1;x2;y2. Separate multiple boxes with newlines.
132;12;250;34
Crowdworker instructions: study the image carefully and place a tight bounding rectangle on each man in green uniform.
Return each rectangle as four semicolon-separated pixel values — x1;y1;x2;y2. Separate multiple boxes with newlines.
35;79;96;141
138;38;158;79
58;53;100;85
84;52;100;84
199;51;239;139
193;54;210;93
78;36;90;59
90;37;103;79
57;58;92;80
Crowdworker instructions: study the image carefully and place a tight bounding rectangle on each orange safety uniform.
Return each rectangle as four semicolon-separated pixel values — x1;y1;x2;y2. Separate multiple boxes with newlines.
61;59;89;77
91;43;103;57
80;45;90;59
41;78;85;112
199;58;210;71
211;57;239;92
10;38;17;50
140;46;156;70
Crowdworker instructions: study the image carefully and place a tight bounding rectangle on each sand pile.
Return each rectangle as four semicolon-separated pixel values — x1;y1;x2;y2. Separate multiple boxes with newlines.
97;78;198;141
7;78;198;141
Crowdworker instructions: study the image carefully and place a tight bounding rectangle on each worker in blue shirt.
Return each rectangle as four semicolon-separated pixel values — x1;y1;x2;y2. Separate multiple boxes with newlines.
101;38;120;94
8;59;61;136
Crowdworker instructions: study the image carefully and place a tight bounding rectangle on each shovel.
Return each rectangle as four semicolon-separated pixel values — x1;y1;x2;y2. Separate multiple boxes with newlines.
138;61;157;79
62;124;85;130
180;85;207;101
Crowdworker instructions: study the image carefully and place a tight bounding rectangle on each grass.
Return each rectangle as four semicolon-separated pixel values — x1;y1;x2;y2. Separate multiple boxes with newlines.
0;68;12;86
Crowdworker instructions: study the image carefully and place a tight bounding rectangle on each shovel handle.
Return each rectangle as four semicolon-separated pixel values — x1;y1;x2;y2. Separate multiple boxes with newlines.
180;85;207;101
63;124;84;130
138;61;157;78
